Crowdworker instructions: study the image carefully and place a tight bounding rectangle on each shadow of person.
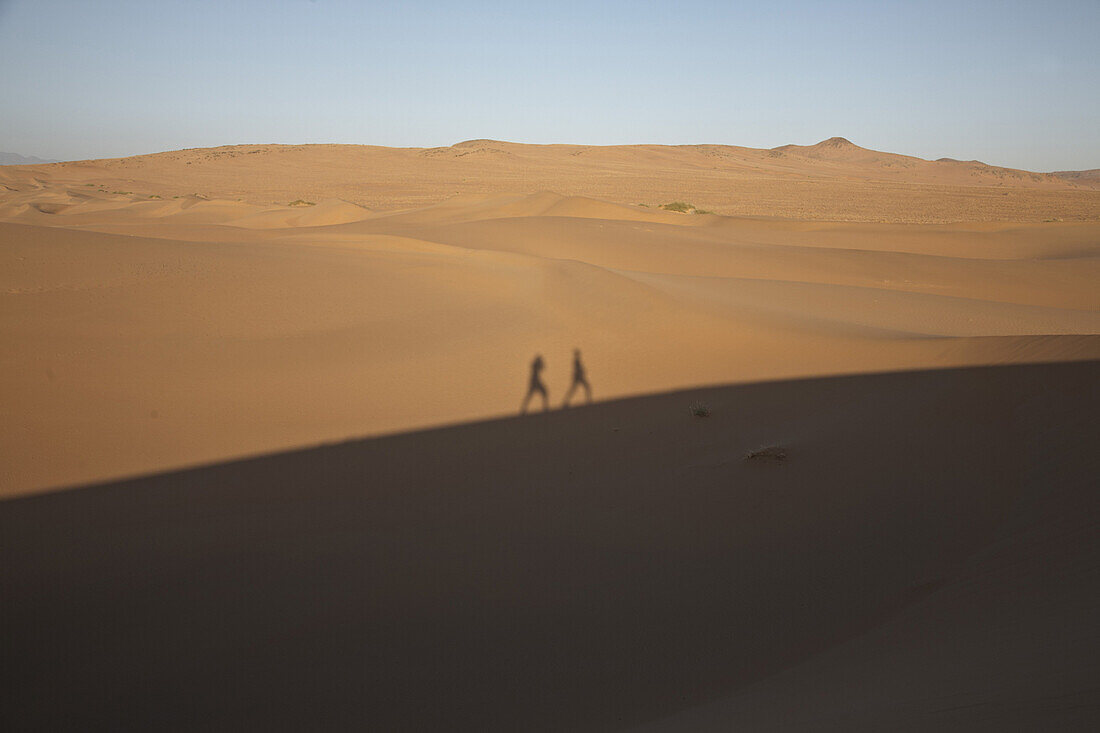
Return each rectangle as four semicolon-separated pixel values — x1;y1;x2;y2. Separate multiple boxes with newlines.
562;349;592;408
520;353;549;414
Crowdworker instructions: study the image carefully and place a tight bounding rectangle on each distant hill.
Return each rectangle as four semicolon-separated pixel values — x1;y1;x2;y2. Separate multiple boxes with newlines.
0;152;59;165
2;138;1097;222
1052;169;1100;183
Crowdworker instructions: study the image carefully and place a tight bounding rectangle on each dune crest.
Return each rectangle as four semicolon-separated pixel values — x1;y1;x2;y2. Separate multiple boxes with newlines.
229;198;374;228
370;191;699;226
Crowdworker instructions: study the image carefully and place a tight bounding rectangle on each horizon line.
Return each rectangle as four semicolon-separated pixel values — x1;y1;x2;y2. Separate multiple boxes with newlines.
7;137;1098;174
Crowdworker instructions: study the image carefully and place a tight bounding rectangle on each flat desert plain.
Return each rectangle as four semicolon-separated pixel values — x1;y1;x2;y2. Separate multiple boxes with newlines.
1;140;1099;730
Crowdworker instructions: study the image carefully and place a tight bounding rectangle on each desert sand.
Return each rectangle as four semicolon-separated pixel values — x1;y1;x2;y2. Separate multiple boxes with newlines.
1;140;1098;730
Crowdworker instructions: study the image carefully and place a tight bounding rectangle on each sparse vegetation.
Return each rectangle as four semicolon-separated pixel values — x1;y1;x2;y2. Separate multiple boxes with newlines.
660;201;715;215
289;199;316;207
689;401;711;418
745;445;787;462
148;194;161;199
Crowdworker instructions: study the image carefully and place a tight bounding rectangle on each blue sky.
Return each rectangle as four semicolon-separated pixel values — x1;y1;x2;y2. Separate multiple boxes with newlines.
1;0;1097;170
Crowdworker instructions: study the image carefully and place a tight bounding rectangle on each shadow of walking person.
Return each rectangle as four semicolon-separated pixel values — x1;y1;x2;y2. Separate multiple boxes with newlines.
562;349;592;408
520;353;549;414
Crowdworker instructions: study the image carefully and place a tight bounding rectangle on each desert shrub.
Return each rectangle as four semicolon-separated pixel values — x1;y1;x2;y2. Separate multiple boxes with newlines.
661;201;694;213
689;401;711;418
692;209;714;215
289;199;316;207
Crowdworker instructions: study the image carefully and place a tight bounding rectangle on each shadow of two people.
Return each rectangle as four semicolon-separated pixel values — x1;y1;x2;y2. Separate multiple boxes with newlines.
521;350;591;414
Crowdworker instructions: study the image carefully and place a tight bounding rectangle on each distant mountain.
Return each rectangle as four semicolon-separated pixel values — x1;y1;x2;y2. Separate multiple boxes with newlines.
776;136;860;152
1051;169;1100;183
0;152;59;165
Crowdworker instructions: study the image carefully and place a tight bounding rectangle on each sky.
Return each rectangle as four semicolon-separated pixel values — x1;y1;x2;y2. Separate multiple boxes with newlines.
1;0;1097;171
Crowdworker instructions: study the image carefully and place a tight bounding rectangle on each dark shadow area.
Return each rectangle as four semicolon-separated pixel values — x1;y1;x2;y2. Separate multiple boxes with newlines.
2;361;1098;731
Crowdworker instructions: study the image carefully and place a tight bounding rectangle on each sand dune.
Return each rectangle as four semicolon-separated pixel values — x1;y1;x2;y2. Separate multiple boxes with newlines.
229;198;374;228
365;191;693;226
2;141;1099;730
2;181;1099;495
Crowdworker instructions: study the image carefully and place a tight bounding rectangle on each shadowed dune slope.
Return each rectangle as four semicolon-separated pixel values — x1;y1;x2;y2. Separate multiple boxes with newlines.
2;362;1098;731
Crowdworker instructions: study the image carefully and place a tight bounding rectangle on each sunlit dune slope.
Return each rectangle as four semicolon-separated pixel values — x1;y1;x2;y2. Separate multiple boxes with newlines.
2;187;1098;495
